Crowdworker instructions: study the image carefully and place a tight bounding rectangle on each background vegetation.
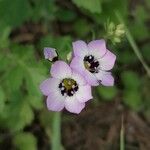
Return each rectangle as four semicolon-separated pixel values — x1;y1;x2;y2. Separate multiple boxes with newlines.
0;0;150;149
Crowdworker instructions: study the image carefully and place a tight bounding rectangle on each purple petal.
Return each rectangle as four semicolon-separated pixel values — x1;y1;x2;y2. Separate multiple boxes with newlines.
76;85;93;103
99;50;116;71
51;61;72;79
88;40;107;58
95;71;114;86
65;96;85;114
73;40;88;58
71;71;86;86
70;57;85;75
84;70;99;86
46;91;65;111
40;78;60;96
44;47;57;61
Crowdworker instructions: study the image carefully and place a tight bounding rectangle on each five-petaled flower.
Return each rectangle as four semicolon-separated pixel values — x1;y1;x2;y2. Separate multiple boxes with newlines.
40;61;92;114
70;40;116;86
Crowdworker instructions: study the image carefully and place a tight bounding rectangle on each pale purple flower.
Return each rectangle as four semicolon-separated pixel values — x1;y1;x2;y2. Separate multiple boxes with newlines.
40;61;92;114
44;47;58;61
70;40;116;86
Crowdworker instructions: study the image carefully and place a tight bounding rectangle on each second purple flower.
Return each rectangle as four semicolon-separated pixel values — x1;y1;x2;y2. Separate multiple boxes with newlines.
70;40;116;86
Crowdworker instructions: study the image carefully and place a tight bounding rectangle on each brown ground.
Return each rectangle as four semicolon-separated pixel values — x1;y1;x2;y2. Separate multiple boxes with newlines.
62;101;150;150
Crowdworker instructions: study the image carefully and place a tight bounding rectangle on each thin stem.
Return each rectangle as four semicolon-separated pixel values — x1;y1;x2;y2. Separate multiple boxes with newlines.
51;112;61;150
120;115;125;150
115;11;150;77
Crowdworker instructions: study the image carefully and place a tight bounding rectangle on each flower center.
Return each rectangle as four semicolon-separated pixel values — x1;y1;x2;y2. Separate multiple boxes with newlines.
84;55;99;73
59;78;79;97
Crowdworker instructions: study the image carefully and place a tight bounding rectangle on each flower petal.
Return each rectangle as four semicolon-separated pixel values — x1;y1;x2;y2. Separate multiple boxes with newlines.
51;61;72;79
84;70;99;86
99;50;116;71
70;57;85;75
46;91;65;111
88;39;107;58
73;40;88;58
101;73;114;86
65;96;85;114
76;85;93;103
40;78;60;96
95;71;114;86
44;47;57;61
71;71;86;86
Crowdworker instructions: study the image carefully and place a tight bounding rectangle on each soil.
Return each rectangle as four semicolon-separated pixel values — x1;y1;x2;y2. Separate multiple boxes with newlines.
62;101;150;150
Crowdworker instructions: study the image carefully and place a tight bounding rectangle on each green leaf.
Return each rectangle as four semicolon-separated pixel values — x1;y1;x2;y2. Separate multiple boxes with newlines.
0;87;5;115
72;0;102;14
123;91;142;111
0;0;31;27
0;24;11;48
25;67;45;97
56;8;77;22
5;95;34;131
7;66;24;91
118;49;138;64
73;19;91;37
14;132;37;150
11;44;35;61
27;95;43;110
0;54;10;72
121;71;141;91
40;109;54;128
142;43;150;62
30;0;55;22
98;86;117;100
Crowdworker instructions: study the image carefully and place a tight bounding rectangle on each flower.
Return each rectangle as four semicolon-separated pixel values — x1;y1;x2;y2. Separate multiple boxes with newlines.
70;40;116;86
44;47;58;62
40;61;92;114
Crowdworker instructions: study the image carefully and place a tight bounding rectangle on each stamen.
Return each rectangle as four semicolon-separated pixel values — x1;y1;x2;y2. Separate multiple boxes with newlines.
59;78;79;97
84;55;100;73
72;85;75;88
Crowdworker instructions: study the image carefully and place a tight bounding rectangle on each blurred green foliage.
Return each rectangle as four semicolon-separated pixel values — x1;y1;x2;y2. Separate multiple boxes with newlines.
0;0;149;149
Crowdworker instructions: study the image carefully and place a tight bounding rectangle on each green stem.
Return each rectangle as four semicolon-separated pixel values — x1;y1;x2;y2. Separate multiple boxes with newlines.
52;112;61;150
115;11;150;77
120;115;125;150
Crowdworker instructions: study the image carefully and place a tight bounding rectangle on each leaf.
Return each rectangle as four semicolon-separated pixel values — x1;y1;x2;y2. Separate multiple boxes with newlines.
56;8;77;22
7;66;24;91
121;71;141;91
14;132;37;150
73;19;91;37
5;94;34;131
0;0;31;27
11;44;35;61
0;24;11;48
123;91;142;111
0;87;5;115
72;0;102;14
30;0;55;21
118;49;138;64
0;54;10;72
25;67;46;97
98;86;118;100
27;95;43;110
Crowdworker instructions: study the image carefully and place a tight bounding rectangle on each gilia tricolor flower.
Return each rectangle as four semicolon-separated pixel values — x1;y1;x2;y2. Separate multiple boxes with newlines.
40;61;92;114
70;40;116;86
44;47;58;62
